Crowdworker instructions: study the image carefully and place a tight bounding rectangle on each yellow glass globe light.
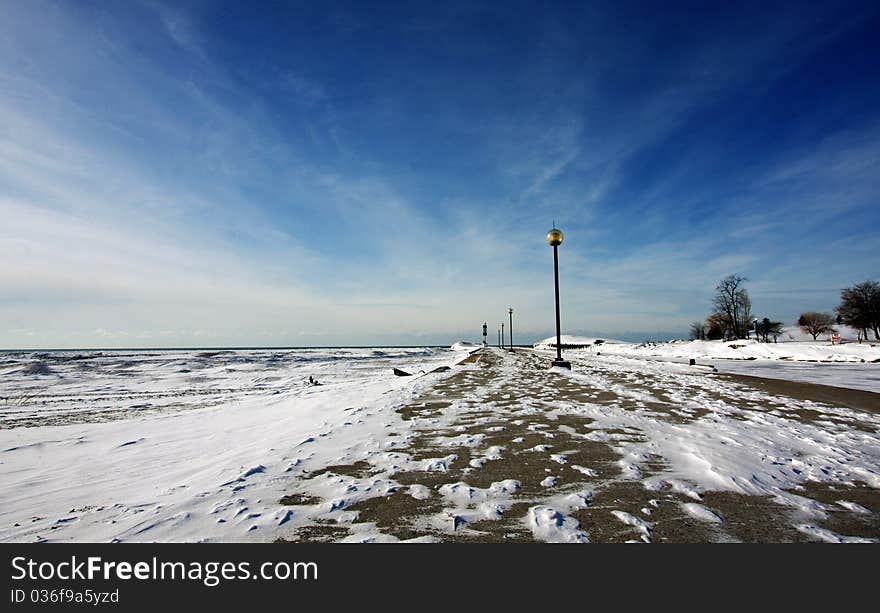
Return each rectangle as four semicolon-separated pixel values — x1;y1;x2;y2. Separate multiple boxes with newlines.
546;227;564;246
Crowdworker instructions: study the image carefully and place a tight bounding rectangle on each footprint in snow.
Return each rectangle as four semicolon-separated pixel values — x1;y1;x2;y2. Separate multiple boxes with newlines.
116;438;144;448
222;465;266;487
276;510;294;526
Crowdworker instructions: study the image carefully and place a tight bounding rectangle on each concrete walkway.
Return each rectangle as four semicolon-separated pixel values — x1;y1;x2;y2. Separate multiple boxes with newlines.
288;348;880;543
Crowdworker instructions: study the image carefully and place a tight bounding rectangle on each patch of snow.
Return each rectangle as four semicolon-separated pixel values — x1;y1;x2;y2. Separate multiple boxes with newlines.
611;510;653;542
408;485;432;500
570;465;597;477
526;506;589;543
796;525;877;543
681;503;724;524
835;500;871;514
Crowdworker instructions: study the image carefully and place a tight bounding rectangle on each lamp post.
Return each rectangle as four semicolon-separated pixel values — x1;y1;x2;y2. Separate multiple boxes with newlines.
501;321;505;349
498;326;501;348
547;226;571;369
508;308;514;351
753;318;759;342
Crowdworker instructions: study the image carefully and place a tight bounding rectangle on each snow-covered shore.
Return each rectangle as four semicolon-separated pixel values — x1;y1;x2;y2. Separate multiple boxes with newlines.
0;347;470;542
535;335;880;363
534;335;880;393
3;345;878;543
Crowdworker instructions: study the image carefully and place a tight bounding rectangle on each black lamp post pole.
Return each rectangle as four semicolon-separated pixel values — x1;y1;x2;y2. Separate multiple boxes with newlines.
508;309;513;351
501;322;505;349
553;244;562;362
546;226;570;368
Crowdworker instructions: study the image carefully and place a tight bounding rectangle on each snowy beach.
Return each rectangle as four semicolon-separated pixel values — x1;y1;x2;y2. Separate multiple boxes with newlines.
0;347;470;542
3;346;877;543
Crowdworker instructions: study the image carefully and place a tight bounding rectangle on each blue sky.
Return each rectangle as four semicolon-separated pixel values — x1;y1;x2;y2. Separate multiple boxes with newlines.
1;0;878;348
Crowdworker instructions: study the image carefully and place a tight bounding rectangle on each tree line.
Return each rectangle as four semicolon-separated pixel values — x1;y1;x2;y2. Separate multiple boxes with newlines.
690;276;880;343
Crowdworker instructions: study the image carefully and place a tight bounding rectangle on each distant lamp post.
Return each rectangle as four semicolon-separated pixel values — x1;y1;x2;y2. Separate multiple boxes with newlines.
753;318;759;342
498;326;501;348
547;225;571;369
508;308;514;351
501;321;505;349
482;322;488;346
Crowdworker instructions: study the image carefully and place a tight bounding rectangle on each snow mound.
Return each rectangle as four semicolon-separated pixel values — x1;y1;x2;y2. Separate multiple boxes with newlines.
681;503;724;524
533;335;624;349
593;338;880;363
526;506;589;543
450;341;480;351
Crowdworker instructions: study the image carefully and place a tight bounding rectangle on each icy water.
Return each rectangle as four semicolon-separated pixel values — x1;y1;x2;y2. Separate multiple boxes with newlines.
0;347;453;429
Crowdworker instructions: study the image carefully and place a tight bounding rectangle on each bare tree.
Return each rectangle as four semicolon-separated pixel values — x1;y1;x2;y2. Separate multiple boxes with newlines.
797;312;837;341
712;275;750;339
836;280;880;341
689;321;707;340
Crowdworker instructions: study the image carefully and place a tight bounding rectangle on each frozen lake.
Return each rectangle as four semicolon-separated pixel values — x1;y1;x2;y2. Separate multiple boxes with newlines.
0;347;457;428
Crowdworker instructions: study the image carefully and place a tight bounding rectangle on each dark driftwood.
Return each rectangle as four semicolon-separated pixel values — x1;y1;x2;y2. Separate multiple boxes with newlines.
393;368;413;377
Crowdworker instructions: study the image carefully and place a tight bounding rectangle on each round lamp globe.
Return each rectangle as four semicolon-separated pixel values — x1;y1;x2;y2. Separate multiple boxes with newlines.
546;228;564;246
